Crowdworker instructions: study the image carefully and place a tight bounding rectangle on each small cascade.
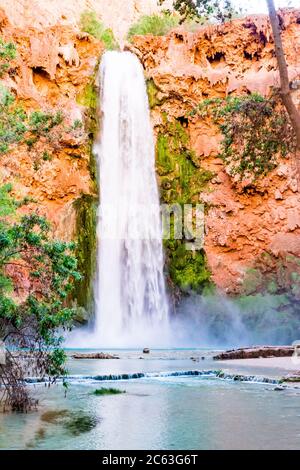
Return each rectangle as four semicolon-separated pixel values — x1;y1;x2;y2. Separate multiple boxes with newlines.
25;370;280;385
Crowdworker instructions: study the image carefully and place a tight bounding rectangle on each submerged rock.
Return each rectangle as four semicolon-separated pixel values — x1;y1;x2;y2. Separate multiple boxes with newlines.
282;373;300;383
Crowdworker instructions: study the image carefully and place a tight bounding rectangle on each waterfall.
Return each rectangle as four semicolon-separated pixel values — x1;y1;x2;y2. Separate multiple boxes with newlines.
91;51;169;348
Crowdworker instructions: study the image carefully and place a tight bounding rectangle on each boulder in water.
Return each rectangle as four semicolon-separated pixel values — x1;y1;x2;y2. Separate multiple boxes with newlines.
143;348;150;354
71;352;119;360
213;346;294;360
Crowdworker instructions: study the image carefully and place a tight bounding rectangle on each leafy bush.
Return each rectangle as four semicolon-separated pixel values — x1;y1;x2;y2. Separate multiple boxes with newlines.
0;85;67;168
29;110;64;134
80;11;118;50
192;93;296;178
0;85;27;153
159;0;239;25
0;38;16;77
0;41;68;162
0;185;81;411
128;13;179;39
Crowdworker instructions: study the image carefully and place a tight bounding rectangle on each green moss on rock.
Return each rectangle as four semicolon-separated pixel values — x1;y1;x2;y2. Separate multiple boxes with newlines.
156;119;213;293
72;68;100;315
77;82;97;110
77;79;99;188
156;120;213;204
168;243;211;293
73;194;97;311
146;79;164;109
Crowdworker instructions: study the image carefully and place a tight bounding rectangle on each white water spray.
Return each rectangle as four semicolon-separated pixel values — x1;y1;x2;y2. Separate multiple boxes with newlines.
90;51;169;348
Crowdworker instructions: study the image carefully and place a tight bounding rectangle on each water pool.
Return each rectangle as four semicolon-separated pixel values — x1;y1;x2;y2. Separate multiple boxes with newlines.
1;350;300;450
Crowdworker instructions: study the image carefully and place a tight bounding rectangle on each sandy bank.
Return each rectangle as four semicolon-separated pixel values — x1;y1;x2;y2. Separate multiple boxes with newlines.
220;357;300;373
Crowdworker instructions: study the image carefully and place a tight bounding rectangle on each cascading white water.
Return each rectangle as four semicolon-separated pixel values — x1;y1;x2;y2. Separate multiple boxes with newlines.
92;51;170;348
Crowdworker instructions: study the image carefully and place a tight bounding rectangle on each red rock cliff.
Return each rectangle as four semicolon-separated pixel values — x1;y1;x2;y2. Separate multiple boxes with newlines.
0;8;102;240
129;9;300;293
1;5;300;297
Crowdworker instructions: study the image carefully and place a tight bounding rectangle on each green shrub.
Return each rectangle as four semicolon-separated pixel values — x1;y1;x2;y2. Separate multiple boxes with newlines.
0;86;27;153
0;186;81;411
128;13;179;39
80;11;118;50
0;85;66;165
29;110;64;135
0;38;16;77
191;93;296;178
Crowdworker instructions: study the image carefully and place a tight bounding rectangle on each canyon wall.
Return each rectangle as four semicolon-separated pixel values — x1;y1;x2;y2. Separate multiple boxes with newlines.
130;9;300;294
0;2;300;305
0;7;103;309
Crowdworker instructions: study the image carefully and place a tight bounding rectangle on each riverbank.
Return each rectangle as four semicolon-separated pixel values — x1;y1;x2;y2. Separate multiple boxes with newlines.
219;357;299;373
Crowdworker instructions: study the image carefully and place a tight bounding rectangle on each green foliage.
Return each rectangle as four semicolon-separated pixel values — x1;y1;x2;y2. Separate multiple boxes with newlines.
128;13;179;39
0;183;14;217
0;85;65;160
92;388;126;396
0;186;80;410
29;110;64;135
42;151;52;161
156;119;212;293
80;11;118;50
192;93;296;178
0;86;27;154
234;293;300;344
72;119;83;130
0;41;68;163
0;38;16;77
159;0;239;24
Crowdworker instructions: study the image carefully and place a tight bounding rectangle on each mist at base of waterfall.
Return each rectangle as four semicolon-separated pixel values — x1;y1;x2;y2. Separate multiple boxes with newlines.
66;291;299;349
66;317;172;349
172;293;300;348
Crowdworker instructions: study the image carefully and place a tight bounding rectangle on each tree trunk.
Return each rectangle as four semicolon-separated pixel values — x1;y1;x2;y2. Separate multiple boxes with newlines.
266;0;300;180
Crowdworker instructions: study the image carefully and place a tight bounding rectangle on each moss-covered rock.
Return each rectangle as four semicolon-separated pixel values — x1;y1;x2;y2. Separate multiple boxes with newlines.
156;118;213;294
73;193;97;312
146;79;165;109
73;72;100;313
77;79;99;188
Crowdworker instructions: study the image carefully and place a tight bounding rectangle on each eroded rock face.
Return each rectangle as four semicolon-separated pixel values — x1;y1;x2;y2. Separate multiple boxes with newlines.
0;8;103;240
1;3;300;299
0;8;103;306
129;9;300;294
